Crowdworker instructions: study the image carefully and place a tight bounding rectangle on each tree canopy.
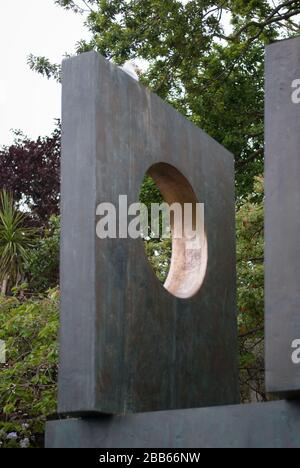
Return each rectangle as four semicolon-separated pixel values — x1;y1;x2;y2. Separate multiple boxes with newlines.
30;0;300;196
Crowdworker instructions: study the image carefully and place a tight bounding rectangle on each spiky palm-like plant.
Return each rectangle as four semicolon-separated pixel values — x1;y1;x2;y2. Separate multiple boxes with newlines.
0;190;37;294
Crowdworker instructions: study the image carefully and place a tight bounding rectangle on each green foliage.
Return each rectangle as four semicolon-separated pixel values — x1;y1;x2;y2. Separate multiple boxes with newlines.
0;289;59;448
236;176;264;401
0;191;37;293
140;175;164;232
145;237;172;283
139;175;163;209
140;176;172;282
25;216;60;293
27;54;62;82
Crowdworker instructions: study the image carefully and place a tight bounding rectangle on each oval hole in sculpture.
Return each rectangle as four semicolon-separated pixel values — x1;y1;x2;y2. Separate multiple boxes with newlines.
140;163;208;299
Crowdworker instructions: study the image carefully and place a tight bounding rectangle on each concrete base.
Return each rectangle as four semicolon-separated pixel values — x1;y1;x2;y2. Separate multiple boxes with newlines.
46;400;300;448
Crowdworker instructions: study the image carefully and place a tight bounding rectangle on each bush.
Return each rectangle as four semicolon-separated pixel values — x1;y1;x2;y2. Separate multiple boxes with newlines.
0;289;59;448
25;216;60;293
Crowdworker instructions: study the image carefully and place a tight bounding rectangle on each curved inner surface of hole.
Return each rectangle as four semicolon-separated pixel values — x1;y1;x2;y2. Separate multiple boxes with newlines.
145;163;208;299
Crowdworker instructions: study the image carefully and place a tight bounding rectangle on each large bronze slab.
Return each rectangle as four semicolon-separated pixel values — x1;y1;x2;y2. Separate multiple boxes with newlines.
58;51;239;415
46;401;300;448
265;37;300;397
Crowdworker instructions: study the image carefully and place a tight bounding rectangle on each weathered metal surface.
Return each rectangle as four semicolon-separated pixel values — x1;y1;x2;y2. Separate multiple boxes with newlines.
59;51;239;415
265;37;300;397
46;400;300;448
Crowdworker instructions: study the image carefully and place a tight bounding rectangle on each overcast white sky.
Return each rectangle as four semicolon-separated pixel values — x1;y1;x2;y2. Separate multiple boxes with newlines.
0;0;90;147
0;1;232;148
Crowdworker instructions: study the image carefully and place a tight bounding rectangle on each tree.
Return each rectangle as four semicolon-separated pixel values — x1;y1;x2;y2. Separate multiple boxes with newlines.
29;0;300;196
0;125;60;226
0;191;37;295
